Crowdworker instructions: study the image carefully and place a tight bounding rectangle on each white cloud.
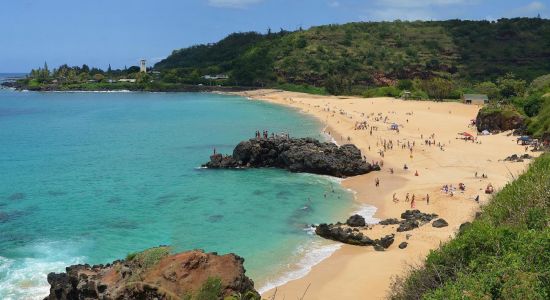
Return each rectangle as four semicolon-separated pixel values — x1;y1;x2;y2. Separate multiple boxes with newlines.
364;0;475;21
367;8;434;21
329;1;341;8
207;0;263;8
376;0;470;8
519;1;546;13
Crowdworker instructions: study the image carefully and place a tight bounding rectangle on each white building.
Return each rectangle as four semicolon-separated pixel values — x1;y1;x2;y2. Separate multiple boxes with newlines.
140;59;147;73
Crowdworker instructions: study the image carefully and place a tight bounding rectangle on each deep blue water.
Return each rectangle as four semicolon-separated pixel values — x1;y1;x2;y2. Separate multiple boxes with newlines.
0;87;364;299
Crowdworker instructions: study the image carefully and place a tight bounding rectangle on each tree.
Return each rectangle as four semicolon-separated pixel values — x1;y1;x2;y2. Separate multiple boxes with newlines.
474;81;500;101
497;73;526;99
421;78;453;101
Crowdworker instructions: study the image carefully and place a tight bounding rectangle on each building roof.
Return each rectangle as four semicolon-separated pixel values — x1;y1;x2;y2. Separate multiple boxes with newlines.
463;94;488;101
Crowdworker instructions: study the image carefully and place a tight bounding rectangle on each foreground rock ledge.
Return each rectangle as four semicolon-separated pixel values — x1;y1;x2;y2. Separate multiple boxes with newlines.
203;137;379;178
44;247;259;300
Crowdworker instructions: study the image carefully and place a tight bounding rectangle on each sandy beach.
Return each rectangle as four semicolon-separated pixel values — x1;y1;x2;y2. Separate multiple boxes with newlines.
233;89;537;300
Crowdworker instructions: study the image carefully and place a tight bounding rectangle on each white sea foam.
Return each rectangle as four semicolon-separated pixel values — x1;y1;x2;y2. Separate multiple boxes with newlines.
257;240;342;294
0;242;86;300
353;204;380;224
321;129;339;146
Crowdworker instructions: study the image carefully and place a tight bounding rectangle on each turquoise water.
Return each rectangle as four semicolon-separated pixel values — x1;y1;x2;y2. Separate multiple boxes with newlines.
0;87;361;299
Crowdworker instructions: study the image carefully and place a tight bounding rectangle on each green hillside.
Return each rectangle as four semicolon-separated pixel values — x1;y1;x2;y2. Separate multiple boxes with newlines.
390;153;550;299
155;18;550;92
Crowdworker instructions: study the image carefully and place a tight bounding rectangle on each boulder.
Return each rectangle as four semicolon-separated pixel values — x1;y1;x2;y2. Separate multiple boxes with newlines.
400;210;438;222
376;234;395;249
43;247;259;300
379;218;400;225
398;242;408;249
346;214;366;227
432;218;449;228
315;223;374;246
203;137;379;178
373;244;385;252
396;220;419;232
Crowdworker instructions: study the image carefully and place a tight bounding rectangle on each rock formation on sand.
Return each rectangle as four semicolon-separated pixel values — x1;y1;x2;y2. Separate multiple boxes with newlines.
44;247;259;300
316;210;441;248
475;108;525;132
203;137;379;178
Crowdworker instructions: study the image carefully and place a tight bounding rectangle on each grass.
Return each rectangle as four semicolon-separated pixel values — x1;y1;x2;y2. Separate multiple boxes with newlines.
126;246;171;270
390;153;550;300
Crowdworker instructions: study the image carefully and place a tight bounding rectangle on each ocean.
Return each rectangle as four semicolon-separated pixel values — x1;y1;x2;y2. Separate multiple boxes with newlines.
0;84;376;298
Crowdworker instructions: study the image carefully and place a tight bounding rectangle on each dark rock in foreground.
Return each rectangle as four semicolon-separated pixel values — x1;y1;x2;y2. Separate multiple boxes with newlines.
432;218;449;228
44;247;259;300
400;210;439;222
203;137;379;178
504;153;533;162
346;214;366;227
376;234;395;249
379;218;401;225
379;210;438;232
398;242;408;249
315;223;374;246
397;220;419;232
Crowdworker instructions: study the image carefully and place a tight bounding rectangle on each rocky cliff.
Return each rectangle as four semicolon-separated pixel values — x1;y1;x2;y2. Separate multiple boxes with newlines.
476;108;525;132
203;137;379;178
44;247;259;300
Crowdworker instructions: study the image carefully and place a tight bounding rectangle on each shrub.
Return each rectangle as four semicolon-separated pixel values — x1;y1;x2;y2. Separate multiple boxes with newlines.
363;86;401;98
195;277;223;300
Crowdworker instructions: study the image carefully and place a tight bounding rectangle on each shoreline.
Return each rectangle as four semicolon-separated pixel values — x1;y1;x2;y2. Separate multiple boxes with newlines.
234;89;536;299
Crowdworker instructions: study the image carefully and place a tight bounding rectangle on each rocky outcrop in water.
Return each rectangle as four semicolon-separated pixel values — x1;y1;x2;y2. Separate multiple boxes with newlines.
203;137;379;178
44;247;259;300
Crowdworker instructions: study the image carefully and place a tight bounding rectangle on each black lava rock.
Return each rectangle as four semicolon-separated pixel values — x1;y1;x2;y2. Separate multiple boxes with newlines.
203;137;379;178
432;218;449;228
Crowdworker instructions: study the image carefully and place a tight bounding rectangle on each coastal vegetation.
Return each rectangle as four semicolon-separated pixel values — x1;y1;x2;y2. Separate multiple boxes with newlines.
390;154;550;300
476;73;550;139
7;18;550;99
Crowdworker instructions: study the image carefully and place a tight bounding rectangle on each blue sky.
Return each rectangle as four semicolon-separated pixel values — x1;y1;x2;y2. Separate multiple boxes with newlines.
1;0;548;72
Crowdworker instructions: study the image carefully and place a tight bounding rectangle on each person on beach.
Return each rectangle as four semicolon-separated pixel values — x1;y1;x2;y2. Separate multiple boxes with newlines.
411;195;416;208
393;193;398;203
426;194;430;205
405;193;410;202
415;170;419;176
375;178;380;187
475;195;480;203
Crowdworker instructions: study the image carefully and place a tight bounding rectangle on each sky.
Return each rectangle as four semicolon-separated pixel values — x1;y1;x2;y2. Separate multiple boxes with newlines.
1;0;548;72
